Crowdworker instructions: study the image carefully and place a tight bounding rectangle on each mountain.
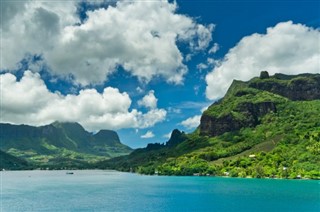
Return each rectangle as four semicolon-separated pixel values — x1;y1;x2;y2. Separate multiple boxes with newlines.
97;72;320;179
200;72;320;137
0;122;132;169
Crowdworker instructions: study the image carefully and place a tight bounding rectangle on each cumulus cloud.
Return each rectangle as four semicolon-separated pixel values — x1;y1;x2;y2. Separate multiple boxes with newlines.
180;115;201;129
0;71;166;131
2;0;214;85
205;21;320;100
1;1;78;70
138;90;158;109
135;108;167;129
208;43;219;54
141;131;155;139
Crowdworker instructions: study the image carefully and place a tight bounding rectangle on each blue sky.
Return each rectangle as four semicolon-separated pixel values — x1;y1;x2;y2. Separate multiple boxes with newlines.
1;0;319;148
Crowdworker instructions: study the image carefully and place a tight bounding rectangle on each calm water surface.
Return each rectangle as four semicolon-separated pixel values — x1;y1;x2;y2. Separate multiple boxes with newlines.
1;170;319;211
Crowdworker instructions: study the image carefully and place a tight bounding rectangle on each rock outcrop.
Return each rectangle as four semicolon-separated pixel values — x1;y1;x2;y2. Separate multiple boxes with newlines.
249;73;320;101
200;102;276;137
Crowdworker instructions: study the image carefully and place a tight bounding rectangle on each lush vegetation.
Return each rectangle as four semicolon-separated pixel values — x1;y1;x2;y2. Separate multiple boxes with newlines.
0;150;31;170
98;73;320;179
156;100;320;179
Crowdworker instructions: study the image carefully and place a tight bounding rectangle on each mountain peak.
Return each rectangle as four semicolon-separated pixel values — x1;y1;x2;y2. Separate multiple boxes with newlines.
51;121;84;130
166;129;187;147
94;130;120;143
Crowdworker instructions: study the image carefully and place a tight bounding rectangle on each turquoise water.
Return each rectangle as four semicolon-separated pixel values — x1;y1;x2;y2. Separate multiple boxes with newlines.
1;170;319;211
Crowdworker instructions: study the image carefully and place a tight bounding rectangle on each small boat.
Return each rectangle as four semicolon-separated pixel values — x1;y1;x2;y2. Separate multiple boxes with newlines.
66;172;74;175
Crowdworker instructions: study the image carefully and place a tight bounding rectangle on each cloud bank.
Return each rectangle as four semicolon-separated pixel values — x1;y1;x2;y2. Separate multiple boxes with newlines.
0;71;166;131
206;21;320;100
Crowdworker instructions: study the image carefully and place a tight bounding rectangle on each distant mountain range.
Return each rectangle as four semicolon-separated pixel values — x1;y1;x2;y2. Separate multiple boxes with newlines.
98;72;320;179
0;122;132;169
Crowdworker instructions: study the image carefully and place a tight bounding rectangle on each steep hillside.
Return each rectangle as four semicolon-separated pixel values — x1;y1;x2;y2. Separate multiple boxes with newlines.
0;122;132;169
98;72;320;179
0;150;30;170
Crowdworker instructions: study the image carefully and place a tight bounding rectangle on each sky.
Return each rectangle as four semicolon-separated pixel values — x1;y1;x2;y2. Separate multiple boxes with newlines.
1;0;319;148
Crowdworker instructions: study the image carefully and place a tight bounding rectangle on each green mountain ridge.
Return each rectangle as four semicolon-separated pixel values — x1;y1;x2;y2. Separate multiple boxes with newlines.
97;72;320;179
0;122;132;169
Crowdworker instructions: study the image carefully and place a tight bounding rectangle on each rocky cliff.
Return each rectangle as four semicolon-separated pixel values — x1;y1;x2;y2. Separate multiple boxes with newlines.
249;73;320;101
200;102;277;137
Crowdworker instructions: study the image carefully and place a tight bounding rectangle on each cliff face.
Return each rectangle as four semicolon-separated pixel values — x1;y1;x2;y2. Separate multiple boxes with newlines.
200;72;320;137
249;73;320;101
200;102;277;136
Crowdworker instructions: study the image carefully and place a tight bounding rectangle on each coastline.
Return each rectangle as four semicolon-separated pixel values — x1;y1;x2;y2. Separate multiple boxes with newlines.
2;168;318;180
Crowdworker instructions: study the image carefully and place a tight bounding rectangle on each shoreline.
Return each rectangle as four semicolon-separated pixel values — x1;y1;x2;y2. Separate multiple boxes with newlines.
1;168;318;180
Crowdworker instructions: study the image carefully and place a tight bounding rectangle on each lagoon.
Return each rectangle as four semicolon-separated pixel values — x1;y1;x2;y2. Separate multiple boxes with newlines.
1;170;319;211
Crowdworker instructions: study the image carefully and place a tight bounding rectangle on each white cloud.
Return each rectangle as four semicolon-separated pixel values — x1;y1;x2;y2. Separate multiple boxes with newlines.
197;63;208;71
205;21;320;100
207;58;220;66
1;1;78;70
136;108;167;129
141;131;155;139
178;103;210;130
180;115;201;129
0;71;166;131
208;43;219;54
138;90;158;109
167;107;181;114
194;85;200;95
178;101;210;110
136;86;144;94
163;132;172;139
2;0;214;85
201;106;209;113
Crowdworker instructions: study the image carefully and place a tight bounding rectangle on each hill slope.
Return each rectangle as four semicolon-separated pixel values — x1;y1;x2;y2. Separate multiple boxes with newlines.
0;122;132;169
0;150;30;170
97;72;320;179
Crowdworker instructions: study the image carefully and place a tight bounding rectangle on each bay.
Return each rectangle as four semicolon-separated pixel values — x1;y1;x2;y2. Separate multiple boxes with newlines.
1;170;319;212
